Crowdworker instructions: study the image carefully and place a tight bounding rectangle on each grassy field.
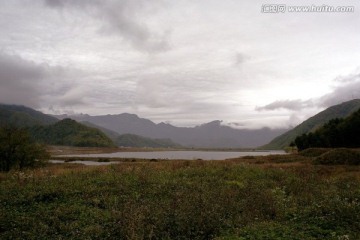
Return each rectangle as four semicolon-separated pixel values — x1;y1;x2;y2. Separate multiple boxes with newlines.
1;152;360;239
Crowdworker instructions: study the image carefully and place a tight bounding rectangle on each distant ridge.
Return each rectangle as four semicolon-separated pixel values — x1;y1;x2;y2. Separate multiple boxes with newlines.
81;121;180;148
0;104;114;147
0;104;58;127
81;120;122;142
30;119;115;147
116;134;181;148
55;113;288;148
262;99;360;149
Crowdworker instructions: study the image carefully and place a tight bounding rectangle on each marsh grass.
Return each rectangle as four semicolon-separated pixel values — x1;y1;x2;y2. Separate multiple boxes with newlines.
1;158;360;239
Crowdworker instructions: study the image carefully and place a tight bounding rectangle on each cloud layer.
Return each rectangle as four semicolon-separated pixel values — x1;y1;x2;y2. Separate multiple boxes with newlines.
0;52;48;107
256;99;314;111
255;70;360;127
44;0;170;53
1;0;360;128
319;73;360;107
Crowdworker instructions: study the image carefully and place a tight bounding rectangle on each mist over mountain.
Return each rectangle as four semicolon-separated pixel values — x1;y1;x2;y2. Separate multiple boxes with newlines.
55;113;288;148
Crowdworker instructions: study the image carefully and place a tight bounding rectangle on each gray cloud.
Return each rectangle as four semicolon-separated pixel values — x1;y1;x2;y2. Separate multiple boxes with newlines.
256;71;360;113
0;51;88;110
44;0;170;53
234;52;249;66
1;0;360;129
256;99;313;111
0;52;47;107
319;74;360;107
57;86;87;106
334;73;360;83
44;0;95;8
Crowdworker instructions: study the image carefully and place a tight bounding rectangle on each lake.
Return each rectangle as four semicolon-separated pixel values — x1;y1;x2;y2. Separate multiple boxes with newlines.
50;160;118;166
63;150;286;161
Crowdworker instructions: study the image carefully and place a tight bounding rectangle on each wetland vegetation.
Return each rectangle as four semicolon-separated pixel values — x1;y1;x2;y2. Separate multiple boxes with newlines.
1;151;360;239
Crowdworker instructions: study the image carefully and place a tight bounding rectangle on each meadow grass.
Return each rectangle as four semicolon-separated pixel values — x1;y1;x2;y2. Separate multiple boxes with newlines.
1;156;360;239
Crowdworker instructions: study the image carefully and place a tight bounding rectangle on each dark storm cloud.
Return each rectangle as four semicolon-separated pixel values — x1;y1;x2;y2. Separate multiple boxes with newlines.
256;99;313;111
44;0;170;53
0;52;47;107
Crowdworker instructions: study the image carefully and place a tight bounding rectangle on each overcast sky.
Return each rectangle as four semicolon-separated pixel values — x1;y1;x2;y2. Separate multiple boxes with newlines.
1;0;360;129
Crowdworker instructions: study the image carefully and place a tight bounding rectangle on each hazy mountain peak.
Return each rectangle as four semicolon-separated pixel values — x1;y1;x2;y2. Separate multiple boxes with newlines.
157;122;172;126
117;113;139;118
198;120;223;128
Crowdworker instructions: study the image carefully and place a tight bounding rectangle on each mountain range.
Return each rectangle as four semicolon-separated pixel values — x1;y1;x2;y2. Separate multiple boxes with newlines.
55;113;288;148
0;104;114;147
2;99;360;149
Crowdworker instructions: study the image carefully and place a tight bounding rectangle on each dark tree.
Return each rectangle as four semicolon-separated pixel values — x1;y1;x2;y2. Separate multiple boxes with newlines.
294;109;360;151
0;126;49;171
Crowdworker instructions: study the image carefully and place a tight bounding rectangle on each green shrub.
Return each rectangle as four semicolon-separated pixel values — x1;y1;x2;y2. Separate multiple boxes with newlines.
299;148;332;157
263;154;307;163
314;148;360;165
0;126;49;171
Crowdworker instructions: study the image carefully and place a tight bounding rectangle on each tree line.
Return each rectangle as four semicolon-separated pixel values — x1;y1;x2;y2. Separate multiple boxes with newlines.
294;109;360;151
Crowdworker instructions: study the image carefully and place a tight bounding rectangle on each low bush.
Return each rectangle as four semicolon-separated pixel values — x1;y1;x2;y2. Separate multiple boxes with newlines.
299;148;332;157
262;154;307;163
314;148;360;165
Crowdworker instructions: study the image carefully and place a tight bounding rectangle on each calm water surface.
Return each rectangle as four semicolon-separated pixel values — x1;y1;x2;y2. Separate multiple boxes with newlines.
64;150;286;161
